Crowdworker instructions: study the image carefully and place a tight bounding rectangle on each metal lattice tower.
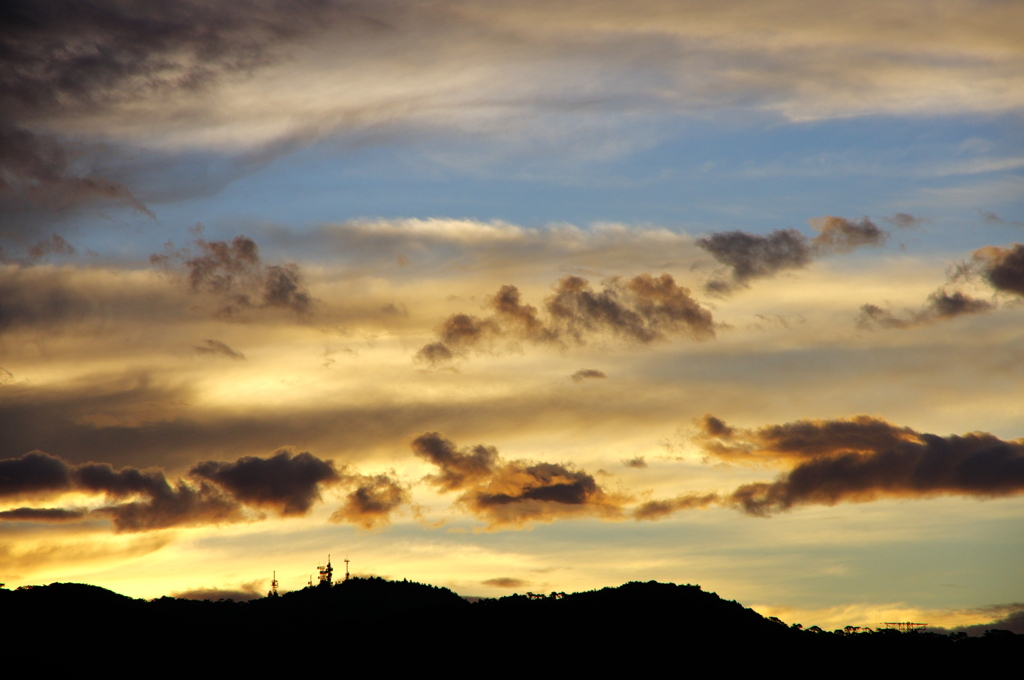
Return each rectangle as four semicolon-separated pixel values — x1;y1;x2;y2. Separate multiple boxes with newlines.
317;555;333;586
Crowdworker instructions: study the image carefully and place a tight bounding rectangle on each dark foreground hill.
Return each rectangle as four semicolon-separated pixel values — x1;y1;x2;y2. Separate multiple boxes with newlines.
2;579;1018;670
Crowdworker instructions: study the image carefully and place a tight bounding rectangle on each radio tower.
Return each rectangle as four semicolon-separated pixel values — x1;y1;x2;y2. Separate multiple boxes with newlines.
317;555;333;587
344;557;350;581
269;570;279;597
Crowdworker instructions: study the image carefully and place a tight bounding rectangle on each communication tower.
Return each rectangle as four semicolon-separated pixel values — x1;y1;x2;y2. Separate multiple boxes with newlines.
344;557;350;581
269;570;279;597
317;555;333;586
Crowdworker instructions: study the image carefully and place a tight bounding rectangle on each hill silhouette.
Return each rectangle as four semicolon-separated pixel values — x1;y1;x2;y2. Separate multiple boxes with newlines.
2;578;1018;670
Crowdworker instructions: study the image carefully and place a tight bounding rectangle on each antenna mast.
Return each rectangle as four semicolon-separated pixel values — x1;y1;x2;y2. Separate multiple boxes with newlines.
269;570;279;597
344;557;350;581
317;554;333;587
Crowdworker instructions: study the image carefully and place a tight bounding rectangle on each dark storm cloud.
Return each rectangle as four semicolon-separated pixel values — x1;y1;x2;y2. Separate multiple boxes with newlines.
191;450;339;516
571;369;607;383
857;290;993;329
151;235;314;317
698;217;887;293
192;339;246;360
411;432;623;527
0;0;347;215
632;493;720;520
417;274;713;365
693;415;1024;516
329;471;409;529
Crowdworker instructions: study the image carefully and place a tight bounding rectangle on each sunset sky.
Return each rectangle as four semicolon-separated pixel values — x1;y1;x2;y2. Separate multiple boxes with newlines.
2;1;1022;631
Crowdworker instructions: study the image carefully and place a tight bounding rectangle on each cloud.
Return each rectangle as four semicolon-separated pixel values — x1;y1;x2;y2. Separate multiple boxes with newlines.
171;583;264;602
0;507;87;522
192;339;245;360
151;234;314;317
954;606;1024;635
808;216;888;255
417;274;713;364
481;577;527;589
4;1;1022;220
329;471;409;529
0;448;345;531
695;414;923;463
693;415;1024;516
0;0;346;216
857;290;993;329
697;229;811;293
622;456;647;468
0;264;188;337
0;126;154;217
191;450;340;516
0;234;78;265
411;432;624;527
698;216;887;293
886;213;925;230
858;242;1024;330
93;479;244;532
411;432;499;493
978;210;1024;228
0;450;74;497
632;493;720;520
571;369;607;383
971;243;1024;297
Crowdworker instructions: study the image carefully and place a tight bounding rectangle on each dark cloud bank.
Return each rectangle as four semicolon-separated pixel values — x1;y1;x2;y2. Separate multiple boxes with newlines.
417;273;714;365
0;448;403;531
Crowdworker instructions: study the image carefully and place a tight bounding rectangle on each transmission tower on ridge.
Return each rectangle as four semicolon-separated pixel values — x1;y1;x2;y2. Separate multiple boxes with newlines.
344;557;350;581
317;555;333;587
269;570;279;597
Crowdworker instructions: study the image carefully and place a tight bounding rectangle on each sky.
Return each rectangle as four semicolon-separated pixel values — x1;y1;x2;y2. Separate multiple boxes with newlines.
1;0;1023;631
